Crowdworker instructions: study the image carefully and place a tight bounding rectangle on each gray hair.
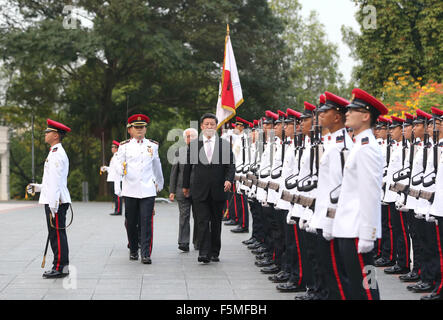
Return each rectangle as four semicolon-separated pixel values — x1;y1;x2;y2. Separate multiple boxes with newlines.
183;128;198;140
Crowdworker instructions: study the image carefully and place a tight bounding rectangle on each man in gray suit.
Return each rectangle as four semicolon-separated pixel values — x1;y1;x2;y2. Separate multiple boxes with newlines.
169;128;198;252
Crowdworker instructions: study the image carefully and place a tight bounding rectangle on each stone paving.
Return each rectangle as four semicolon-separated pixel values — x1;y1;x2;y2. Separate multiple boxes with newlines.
0;201;420;300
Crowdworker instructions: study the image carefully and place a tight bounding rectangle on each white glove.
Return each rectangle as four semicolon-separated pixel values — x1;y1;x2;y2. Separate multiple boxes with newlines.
323;231;333;241
286;211;295;225
100;166;109;173
299;219;307;230
305;218;316;234
357;239;374;254
27;183;42;194
49;207;58;218
425;211;436;223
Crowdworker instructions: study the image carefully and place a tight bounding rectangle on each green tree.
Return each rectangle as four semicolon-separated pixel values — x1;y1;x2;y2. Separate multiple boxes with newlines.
342;0;443;95
0;0;291;199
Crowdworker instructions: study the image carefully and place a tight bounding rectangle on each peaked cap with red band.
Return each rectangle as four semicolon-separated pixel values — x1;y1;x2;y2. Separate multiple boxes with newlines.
389;116;405;128
127;114;150;127
404;112;415;125
112;140;120;147
286;108;301;123
263;110;279;124
348;88;389;116
319;94;326;106
375;116;390;129
45;119;71;133
253;119;259;128
275;110;287;124
414;109;432;124
321;91;350;113
301;102;316;119
431;107;443;120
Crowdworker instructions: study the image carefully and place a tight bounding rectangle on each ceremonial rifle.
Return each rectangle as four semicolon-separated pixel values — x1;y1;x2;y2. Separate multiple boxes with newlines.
422;117;439;188
329;128;348;204
411;119;429;186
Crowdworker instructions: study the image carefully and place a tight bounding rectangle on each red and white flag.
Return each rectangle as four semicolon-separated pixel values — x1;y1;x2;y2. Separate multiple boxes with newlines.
216;25;244;129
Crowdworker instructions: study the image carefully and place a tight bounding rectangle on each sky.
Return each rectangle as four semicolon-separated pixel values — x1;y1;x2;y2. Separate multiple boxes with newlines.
298;0;361;83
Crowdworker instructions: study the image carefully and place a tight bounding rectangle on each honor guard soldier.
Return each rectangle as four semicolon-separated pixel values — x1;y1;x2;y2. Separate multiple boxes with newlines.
332;88;389;300
382;116;412;275
374;115;396;268
101;140;123;216
27;119;72;278
254;111;279;264
309;91;353;300
262;110;287;276
273;108;306;292
116;114;164;264
422;106;443;300
229;116;251;233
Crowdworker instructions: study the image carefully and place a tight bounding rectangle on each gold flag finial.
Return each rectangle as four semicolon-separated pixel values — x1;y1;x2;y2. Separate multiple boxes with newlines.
227;24;230;35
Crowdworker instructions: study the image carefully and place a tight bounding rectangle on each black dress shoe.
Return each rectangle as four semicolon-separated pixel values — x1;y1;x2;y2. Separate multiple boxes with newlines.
129;252;139;260
198;256;210;263
211;256;220;262
231;226;249;233
109;212;122;216
410;282;434;293
251;247;268;255
399;271;420;282
260;265;280;274
277;282;305;292
421;292;443;300
407;281;423;291
42;269;69;279
374;257;395;267
268;271;290;283
384;264;410;275
255;259;274;267
256;252;272;260
224;220;238;226
141;256;152;264
178;244;190;252
247;242;262;250
242;238;256;245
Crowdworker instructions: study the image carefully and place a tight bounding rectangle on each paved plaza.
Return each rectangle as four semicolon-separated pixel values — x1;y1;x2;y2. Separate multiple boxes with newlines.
0;200;420;300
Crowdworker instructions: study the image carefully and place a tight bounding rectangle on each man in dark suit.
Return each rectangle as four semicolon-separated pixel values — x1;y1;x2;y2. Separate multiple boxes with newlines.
169;128;198;252
183;113;235;263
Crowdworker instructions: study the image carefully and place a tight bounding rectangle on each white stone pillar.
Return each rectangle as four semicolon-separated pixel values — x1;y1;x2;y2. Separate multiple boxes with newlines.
0;126;10;201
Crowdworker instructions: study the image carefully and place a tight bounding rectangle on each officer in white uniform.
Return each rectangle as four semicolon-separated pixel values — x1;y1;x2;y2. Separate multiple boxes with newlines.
332;88;389;300
116;114;164;264
101;140;122;215
27;119;72;278
422;106;443;300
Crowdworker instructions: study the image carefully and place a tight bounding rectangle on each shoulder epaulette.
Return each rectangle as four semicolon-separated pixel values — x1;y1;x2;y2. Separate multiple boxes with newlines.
148;139;159;145
119;139;130;145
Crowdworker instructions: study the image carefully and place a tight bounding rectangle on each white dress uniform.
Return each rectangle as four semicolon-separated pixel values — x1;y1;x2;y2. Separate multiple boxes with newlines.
115;135;164;260
405;138;424;211
383;140;404;203
275;137;296;211
256;137;275;203
429;138;443;217
312;129;354;232
266;136;283;205
417;138;438;216
39;143;71;210
332;129;383;241
116;138;164;198
289;136;311;220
